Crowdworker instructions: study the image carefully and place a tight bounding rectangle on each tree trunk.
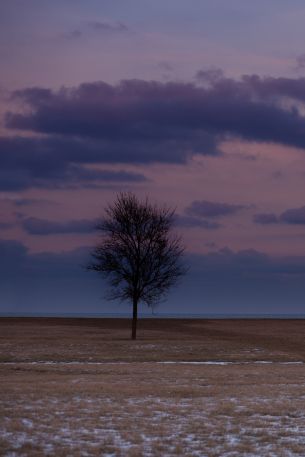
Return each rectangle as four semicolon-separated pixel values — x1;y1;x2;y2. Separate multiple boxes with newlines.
131;297;138;340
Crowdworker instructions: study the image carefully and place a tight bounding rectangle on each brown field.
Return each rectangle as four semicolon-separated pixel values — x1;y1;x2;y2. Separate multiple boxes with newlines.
1;318;305;456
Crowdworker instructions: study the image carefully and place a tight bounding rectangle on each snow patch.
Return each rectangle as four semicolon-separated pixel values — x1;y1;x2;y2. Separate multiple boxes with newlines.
1;360;304;366
21;418;33;428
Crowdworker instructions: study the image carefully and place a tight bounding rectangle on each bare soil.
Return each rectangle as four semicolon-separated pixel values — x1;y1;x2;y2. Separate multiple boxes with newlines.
1;318;305;456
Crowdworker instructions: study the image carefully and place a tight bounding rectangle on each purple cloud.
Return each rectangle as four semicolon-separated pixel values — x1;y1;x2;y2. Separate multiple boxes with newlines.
6;75;305;150
22;213;222;236
64;20;129;40
185;200;247;218
175;215;221;230
66;30;83;39
22;217;98;235
88;21;129;33
253;213;279;225
5;74;305;192
280;206;305;225
0;135;148;190
254;205;305;226
195;68;224;84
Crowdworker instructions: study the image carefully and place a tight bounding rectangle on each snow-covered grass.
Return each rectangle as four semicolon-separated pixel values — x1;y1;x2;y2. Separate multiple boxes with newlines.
2;317;305;455
2;362;305;456
2;394;305;456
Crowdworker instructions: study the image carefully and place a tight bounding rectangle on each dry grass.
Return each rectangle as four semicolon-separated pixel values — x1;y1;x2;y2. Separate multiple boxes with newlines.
1;318;305;456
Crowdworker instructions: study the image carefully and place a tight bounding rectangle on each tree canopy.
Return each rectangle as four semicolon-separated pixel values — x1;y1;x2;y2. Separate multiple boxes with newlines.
87;192;186;338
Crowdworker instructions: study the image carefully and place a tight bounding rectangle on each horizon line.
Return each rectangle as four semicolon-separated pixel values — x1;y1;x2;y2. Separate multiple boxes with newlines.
2;312;305;319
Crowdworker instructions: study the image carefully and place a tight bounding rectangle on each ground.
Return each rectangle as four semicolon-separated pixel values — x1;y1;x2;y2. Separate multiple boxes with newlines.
1;318;305;456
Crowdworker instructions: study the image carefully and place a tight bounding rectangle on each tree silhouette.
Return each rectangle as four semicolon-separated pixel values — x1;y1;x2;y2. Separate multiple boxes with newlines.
87;192;186;339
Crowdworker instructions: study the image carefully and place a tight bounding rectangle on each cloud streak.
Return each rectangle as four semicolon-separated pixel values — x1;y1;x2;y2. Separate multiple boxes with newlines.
175;215;221;230
21;217;98;235
254;205;305;225
0;135;148;190
280;206;305;225
185;200;247;218
65;20;129;40
88;21;129;33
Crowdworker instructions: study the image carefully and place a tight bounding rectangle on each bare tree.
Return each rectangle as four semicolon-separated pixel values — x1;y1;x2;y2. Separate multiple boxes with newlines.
87;192;186;339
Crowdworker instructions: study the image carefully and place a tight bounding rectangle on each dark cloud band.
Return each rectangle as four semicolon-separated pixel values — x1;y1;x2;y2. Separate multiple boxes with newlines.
4;74;305;191
7;75;305;150
2;240;305;313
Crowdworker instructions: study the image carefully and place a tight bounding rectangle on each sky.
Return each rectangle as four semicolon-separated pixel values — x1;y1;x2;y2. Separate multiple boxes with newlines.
2;0;305;315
